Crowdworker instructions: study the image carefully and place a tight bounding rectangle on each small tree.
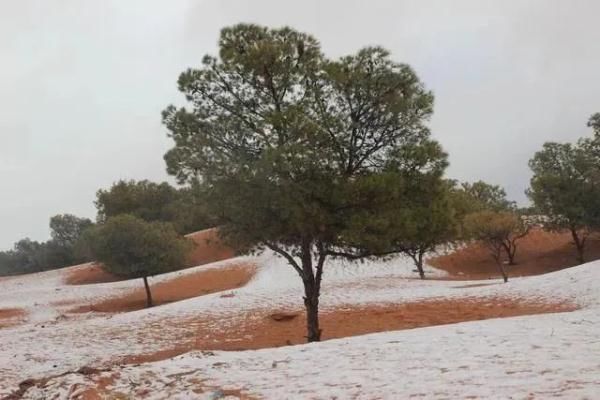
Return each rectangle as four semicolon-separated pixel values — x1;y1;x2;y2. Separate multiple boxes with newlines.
464;210;529;282
359;168;457;280
528;135;600;264
88;215;192;307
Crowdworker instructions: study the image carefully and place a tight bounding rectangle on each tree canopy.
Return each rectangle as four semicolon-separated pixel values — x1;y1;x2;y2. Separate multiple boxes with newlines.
162;24;446;341
458;180;515;212
528;127;600;263
87;215;192;307
50;214;93;248
464;210;529;282
588;112;600;135
95;180;212;234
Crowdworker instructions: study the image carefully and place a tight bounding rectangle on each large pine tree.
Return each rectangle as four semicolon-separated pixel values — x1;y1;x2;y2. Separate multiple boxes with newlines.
162;24;447;342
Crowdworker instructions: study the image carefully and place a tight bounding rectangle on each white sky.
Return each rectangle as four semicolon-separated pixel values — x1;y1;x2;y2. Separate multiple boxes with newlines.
1;0;599;249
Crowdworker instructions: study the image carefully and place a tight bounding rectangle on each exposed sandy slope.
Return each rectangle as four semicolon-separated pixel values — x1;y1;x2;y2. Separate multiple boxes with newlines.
429;228;600;279
0;308;26;329
184;228;235;267
69;262;255;313
120;296;574;364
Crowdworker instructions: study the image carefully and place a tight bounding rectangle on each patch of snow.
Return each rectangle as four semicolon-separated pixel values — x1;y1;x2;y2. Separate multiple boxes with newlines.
2;252;599;398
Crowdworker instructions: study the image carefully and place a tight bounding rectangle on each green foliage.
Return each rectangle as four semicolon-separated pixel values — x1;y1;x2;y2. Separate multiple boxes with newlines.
95;180;213;233
527;118;600;263
458;180;515;212
588;112;600;136
162;24;445;341
442;180;515;242
163;24;438;251
50;214;93;248
464;210;529;281
464;211;527;246
0;251;18;275
528;140;600;230
331;147;456;278
95;180;178;223
88;215;192;279
382;176;458;278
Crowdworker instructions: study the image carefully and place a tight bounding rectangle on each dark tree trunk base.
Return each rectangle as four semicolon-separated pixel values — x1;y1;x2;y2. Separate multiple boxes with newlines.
499;264;508;283
303;281;322;342
417;264;425;280
143;276;153;308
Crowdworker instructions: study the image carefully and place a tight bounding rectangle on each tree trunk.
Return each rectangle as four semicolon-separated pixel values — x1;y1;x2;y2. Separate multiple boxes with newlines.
266;240;326;343
498;262;508;283
416;251;425;279
492;244;508;283
142;276;153;308
570;228;586;264
303;277;321;342
406;249;426;279
300;240;325;343
502;241;517;266
507;245;516;266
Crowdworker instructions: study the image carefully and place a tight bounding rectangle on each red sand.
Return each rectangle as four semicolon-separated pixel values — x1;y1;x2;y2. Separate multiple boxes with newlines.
429;228;600;279
0;308;26;329
123;296;575;364
68;262;256;313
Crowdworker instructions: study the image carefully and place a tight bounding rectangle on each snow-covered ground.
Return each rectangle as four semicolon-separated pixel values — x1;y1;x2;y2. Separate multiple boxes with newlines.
1;252;598;399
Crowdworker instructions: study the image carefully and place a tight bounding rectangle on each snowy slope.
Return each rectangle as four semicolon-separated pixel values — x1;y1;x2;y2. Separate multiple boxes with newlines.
1;253;598;398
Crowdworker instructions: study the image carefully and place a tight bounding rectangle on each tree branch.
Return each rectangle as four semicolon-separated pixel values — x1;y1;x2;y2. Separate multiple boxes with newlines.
265;241;303;277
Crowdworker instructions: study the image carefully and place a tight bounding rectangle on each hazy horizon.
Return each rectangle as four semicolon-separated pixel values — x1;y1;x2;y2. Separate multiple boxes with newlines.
1;0;599;249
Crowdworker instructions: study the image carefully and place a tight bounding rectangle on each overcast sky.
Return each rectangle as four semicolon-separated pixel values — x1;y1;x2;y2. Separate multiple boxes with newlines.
1;0;599;249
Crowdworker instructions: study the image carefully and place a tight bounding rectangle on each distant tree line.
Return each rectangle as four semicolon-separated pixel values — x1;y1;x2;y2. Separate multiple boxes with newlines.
0;214;93;275
0;180;211;276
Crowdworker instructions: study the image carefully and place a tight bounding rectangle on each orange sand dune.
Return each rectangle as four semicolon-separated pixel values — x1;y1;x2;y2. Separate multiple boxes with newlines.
429;228;600;279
